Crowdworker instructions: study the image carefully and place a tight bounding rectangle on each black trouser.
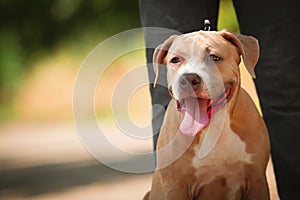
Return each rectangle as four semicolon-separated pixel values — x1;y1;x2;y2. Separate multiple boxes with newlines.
139;0;300;199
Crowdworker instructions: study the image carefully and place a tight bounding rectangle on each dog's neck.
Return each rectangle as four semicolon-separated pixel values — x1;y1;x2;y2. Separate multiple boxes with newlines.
194;100;252;163
193;75;242;159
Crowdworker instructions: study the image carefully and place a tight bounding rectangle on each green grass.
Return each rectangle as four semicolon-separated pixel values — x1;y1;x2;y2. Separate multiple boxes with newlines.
218;0;239;32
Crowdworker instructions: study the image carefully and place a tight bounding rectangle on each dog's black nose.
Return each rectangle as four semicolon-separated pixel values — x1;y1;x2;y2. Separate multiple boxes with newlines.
180;73;201;90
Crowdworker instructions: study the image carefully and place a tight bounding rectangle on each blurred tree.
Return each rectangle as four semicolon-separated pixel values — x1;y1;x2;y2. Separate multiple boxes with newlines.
0;0;237;104
0;0;141;102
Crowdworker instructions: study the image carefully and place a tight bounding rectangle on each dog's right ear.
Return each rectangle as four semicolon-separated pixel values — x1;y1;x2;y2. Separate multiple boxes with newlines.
153;35;177;88
219;30;259;78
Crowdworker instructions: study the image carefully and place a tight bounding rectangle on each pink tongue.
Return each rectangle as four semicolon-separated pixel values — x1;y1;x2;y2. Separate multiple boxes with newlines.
180;98;209;136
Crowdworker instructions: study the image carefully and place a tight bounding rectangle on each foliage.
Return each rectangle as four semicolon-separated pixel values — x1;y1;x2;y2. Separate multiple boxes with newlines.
0;0;141;101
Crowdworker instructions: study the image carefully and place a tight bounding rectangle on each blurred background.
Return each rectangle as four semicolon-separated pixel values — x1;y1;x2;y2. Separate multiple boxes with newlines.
0;0;278;199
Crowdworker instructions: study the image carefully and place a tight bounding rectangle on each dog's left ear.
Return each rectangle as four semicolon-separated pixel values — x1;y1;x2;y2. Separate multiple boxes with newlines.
220;30;259;78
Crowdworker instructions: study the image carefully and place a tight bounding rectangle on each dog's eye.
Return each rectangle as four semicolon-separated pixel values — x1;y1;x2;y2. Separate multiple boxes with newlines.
209;54;221;62
170;57;181;64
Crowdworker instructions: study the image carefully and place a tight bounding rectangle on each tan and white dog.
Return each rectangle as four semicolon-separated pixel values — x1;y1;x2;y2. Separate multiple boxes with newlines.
144;30;270;200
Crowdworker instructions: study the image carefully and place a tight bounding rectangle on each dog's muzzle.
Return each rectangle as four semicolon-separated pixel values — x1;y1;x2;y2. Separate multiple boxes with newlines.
170;72;233;136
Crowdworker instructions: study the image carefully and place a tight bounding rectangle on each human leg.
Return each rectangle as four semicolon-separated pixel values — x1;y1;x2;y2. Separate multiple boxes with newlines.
233;0;300;199
139;0;220;150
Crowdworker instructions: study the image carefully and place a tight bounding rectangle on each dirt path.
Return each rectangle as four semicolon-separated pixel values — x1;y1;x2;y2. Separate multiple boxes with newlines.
0;122;279;199
0;122;153;200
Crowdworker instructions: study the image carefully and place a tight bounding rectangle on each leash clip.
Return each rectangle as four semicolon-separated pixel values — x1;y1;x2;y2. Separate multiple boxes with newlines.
203;19;211;31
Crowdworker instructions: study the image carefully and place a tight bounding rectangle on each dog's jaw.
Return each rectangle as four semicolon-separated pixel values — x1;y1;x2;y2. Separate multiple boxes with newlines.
176;85;233;136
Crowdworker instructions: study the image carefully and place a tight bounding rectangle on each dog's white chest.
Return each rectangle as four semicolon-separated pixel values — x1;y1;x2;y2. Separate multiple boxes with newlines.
192;113;252;198
192;113;252;167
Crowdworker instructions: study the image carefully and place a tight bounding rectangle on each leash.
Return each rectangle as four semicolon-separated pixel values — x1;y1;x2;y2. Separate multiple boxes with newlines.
203;19;211;31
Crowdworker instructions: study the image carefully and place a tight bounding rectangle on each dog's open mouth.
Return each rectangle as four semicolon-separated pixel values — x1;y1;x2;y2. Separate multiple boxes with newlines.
176;87;232;136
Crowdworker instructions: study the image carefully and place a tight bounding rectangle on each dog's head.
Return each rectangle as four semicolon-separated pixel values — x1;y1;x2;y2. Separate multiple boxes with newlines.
153;30;259;136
